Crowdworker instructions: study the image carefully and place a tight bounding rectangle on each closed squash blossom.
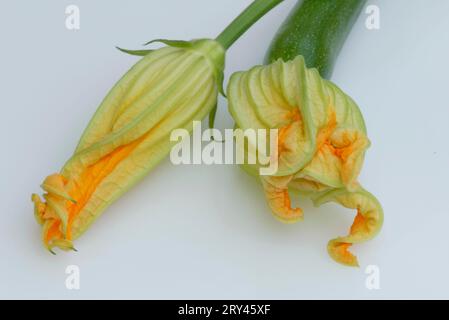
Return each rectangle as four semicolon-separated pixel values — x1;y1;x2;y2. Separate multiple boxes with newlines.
228;56;383;266
32;39;225;252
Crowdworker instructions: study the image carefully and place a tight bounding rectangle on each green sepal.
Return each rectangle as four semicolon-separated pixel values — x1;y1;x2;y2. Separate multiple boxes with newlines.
208;68;225;131
116;47;154;56
217;70;226;97
143;39;193;49
208;103;218;130
116;38;193;56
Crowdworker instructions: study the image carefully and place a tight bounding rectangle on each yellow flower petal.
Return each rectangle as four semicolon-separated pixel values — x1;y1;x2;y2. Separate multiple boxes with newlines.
313;188;383;267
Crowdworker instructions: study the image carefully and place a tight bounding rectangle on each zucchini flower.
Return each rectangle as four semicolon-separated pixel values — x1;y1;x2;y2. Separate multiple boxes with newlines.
32;39;225;252
228;56;383;266
31;0;286;253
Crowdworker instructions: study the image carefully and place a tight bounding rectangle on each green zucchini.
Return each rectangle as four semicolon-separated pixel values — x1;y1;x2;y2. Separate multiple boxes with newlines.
265;0;367;79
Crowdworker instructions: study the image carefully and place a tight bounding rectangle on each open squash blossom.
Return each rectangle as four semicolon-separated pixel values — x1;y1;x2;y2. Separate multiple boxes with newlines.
228;56;383;266
32;39;225;253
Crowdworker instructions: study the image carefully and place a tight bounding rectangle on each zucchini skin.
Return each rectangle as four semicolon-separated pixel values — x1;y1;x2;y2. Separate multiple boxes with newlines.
265;0;367;79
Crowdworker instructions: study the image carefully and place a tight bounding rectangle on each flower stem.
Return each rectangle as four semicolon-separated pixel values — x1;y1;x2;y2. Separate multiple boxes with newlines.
216;0;284;50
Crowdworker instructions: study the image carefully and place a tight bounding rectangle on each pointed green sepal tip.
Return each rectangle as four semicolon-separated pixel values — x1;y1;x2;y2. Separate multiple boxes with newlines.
207;105;224;142
208;105;218;130
217;71;226;97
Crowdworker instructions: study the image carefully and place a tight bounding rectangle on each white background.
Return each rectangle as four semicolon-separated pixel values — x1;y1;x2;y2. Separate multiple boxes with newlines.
1;0;448;299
